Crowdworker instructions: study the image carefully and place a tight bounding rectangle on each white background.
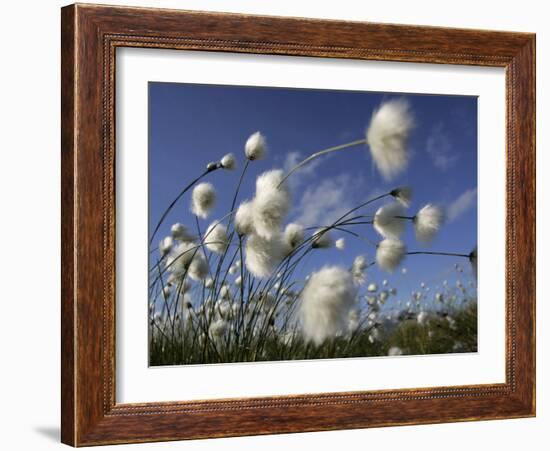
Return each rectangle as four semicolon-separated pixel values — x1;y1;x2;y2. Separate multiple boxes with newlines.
117;49;505;403
0;0;546;450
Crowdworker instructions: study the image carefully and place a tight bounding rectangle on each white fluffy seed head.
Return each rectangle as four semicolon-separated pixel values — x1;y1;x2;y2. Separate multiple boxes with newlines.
234;200;255;235
299;266;357;345
187;252;209;281
208;318;228;338
191;182;216;219
414;204;445;243
283;223;304;251
255;168;287;193
390;186;413;207
312;228;333;249
216;299;232;318
219;283;231;300
374;202;407;239
245;131;267;160
376;238;407;272
245;233;285;278
351;255;368;285
252;170;291;239
205;221;229;254
220;153;236;170
159;236;173;257
165;241;198;275
367;283;378;293
170;223;195;242
335;238;346;250
366;99;414;180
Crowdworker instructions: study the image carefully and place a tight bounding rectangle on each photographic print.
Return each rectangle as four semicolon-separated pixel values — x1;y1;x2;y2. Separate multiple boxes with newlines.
148;82;478;366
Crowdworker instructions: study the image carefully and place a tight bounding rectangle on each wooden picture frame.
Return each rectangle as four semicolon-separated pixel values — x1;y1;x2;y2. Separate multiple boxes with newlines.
61;3;536;446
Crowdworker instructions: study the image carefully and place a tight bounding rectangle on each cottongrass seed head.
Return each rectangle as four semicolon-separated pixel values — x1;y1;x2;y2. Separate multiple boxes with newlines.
283;223;304;252
312;227;333;249
252;169;291;239
245;233;286;278
414;204;445;243
187;251;209;281
234;200;255;235
376;238;407;272
205;221;229;254
170;223;195;242
165;241;198;275
220;153;236;170
390;186;413;207
351;255;368;285
159;236;173;257
366;99;414;180
191;182;216;219
208;318;228;340
245;131;267;160
299;266;357;345
373;202;407;239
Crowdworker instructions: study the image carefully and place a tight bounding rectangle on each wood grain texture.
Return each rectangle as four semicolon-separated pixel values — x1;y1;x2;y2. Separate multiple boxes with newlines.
61;3;536;446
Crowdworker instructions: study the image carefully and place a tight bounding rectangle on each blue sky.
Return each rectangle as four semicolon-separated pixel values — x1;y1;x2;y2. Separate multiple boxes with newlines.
149;82;477;311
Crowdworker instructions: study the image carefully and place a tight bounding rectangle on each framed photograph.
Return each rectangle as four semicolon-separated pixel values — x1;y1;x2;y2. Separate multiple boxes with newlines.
61;3;535;446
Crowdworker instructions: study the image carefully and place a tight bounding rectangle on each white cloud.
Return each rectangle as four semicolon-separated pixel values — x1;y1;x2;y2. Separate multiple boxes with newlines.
282;150;326;189
426;123;459;170
447;188;477;222
293;174;366;228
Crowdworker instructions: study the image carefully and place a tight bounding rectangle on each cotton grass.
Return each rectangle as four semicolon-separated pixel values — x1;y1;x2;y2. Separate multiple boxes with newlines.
283;223;304;252
149;102;478;366
191;182;216;219
376;238;407;272
251;169;291;239
205;221;229;254
390;186;413;207
299;266;357;345
366;99;414;180
312;228;333;249
351;255;368;285
245;131;267;160
414;204;445;243
234;200;255;235
220;153;236;170
171;223;195;242
159;236;173;257
245;233;285;278
373;202;407;239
